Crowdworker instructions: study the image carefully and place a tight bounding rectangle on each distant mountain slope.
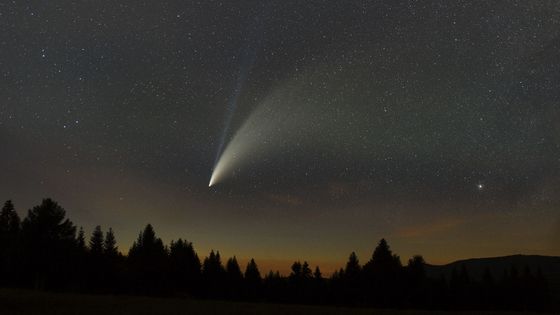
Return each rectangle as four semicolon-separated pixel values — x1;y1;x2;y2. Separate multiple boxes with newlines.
426;255;560;297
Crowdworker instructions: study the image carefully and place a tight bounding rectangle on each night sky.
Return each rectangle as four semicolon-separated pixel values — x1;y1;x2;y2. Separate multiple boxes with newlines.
1;1;559;274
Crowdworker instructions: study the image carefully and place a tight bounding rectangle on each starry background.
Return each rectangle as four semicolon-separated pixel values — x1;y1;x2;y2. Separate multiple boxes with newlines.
1;0;559;273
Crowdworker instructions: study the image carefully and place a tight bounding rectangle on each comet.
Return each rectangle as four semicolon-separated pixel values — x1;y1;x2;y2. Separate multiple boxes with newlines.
208;80;313;187
210;10;268;187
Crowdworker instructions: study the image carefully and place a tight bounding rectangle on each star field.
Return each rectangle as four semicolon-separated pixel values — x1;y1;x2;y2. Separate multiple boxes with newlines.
1;0;559;272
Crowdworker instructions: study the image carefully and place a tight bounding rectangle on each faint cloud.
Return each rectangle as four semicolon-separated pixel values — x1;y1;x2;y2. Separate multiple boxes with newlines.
394;217;465;238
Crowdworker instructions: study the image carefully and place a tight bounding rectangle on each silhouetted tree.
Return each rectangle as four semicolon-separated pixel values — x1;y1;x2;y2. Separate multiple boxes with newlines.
290;261;312;301
342;252;362;303
89;225;104;256
76;227;86;252
1;199;556;311
362;239;403;307
302;261;312;279
264;270;285;303
72;226;88;291
226;256;242;279
312;266;326;304
224;256;243;299
169;239;200;296
128;224;168;295
0;200;20;287
102;227;120;293
20;198;77;289
405;255;426;307
202;250;226;298
345;251;361;281
87;225;106;291
244;258;262;299
0;200;20;236
313;266;322;280
290;261;302;279
104;228;118;257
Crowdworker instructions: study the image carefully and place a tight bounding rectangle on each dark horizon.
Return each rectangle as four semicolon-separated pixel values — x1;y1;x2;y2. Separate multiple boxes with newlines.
1;198;557;311
4;197;560;278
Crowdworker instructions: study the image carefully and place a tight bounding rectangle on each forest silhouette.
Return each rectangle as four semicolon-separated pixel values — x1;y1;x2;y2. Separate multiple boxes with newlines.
0;198;555;311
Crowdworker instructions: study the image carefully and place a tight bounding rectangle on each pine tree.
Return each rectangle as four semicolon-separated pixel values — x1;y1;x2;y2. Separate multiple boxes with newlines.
366;239;401;269
127;224;168;295
407;255;426;284
302;261;312;279
22;198;76;242
129;224;166;258
224;256;243;298
203;250;225;276
245;258;261;283
244;258;262;299
406;255;427;307
226;256;243;280
362;239;403;307
345;252;361;280
169;238;201;294
0;200;20;250
104;228;118;257
89;225;104;256
21;198;77;289
202;250;226;297
0;200;20;235
313;266;323;280
76;227;86;251
0;200;21;287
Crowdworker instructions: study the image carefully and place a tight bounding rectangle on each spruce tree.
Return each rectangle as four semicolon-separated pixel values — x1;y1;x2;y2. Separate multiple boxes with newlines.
313;266;322;280
245;258;261;283
76;227;86;251
89;225;104;256
244;258;262;299
0;200;20;286
21;198;77;289
0;200;20;235
226;256;243;280
104;228;118;257
345;252;361;280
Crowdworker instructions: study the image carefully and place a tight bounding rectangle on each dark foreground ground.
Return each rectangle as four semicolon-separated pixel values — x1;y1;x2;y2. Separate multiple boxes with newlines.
0;289;550;315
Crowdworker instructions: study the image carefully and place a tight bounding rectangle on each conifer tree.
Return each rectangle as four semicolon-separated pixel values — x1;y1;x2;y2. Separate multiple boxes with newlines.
345;252;361;280
104;228;118;257
89;225;104;256
226;256;243;279
21;198;77;289
302;261;312;279
169;238;201;293
0;200;20;286
245;258;261;283
313;266;323;280
244;258;262;299
76;227;86;251
0;200;20;235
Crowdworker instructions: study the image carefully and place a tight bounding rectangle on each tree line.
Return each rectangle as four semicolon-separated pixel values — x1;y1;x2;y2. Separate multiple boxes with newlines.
0;198;554;311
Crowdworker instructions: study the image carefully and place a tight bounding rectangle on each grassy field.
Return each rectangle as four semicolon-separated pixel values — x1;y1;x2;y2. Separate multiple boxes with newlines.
0;289;548;315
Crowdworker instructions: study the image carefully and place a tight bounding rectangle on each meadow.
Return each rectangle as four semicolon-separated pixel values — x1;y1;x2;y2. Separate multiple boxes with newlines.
0;289;548;315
